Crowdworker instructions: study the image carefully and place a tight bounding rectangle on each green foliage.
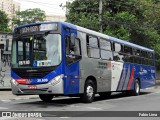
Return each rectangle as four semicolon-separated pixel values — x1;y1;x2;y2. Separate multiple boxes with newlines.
0;10;11;32
103;11;137;41
65;0;160;69
12;8;46;26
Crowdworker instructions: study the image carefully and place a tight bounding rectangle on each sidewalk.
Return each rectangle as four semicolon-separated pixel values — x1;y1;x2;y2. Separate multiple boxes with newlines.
156;79;160;85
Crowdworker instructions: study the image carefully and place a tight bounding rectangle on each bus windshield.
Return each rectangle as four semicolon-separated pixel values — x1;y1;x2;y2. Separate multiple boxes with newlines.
12;33;61;68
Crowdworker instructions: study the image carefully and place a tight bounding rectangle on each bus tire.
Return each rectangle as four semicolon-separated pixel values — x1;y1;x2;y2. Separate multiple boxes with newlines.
132;80;140;96
99;92;111;98
39;94;54;102
80;80;95;103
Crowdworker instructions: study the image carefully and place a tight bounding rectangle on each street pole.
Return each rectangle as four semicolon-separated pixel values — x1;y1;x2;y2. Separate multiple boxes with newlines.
66;0;70;15
99;0;103;33
66;1;68;15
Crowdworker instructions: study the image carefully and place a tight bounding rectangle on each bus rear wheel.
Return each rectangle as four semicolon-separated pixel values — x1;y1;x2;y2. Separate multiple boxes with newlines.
39;94;54;102
132;80;140;96
80;80;95;103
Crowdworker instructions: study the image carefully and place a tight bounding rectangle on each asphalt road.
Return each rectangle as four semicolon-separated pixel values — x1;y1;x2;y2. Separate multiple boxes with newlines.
0;86;160;120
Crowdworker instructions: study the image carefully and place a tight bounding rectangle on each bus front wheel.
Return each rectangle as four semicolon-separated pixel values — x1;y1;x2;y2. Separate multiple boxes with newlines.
39;94;54;102
80;80;95;103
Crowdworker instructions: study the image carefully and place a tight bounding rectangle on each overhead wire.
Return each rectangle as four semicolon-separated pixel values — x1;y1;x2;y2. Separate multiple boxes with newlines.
15;0;67;14
18;0;63;6
1;0;159;28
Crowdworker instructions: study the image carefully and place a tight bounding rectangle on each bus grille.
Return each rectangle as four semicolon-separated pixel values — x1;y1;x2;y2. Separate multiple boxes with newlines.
12;67;56;79
22;88;48;92
16;72;49;78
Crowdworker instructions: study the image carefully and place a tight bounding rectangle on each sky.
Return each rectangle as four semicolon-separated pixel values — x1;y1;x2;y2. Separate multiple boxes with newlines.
14;0;68;16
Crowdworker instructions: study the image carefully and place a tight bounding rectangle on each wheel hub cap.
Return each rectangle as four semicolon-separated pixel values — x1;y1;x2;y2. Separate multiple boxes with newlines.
86;86;93;99
135;83;139;94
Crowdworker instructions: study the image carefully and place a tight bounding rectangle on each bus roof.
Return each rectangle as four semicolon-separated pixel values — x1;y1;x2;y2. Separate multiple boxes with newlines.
15;21;54;29
15;21;154;52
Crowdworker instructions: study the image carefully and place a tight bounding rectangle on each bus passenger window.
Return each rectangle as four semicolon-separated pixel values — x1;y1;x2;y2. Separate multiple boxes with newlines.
113;43;124;62
124;46;132;55
99;39;111;50
87;35;100;58
113;52;125;62
134;56;141;64
148;52;153;59
101;50;113;60
114;43;123;52
99;39;113;60
133;49;141;56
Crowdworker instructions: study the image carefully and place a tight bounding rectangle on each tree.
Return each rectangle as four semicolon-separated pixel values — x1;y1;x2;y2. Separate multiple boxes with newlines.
0;10;10;32
65;0;160;69
65;0;138;40
65;0;100;31
12;8;46;26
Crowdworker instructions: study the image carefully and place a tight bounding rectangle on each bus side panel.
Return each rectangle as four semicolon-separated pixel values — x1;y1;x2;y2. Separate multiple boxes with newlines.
111;62;135;91
62;24;80;95
115;63;154;91
140;65;156;89
80;58;111;93
78;31;87;94
64;62;80;95
111;62;147;91
121;63;132;91
129;64;141;90
78;31;112;93
111;61;124;91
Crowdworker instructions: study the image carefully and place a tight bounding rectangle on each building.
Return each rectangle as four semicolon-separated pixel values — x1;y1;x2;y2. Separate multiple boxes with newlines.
0;32;12;89
45;14;66;22
0;0;20;28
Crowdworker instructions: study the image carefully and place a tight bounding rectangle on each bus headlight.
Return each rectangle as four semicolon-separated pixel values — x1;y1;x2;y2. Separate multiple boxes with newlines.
49;74;64;86
11;79;19;86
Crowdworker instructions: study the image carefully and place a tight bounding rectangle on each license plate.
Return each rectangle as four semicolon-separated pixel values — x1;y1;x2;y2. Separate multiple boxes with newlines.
28;85;37;89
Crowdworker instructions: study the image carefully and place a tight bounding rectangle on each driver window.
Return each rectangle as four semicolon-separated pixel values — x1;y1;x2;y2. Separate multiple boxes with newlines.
66;34;81;65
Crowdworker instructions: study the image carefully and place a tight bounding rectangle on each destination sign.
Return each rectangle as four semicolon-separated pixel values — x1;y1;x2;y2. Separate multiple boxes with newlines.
20;26;39;34
16;23;58;34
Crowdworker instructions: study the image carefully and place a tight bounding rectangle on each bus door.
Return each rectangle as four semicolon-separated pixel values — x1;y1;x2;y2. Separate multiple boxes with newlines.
64;30;81;94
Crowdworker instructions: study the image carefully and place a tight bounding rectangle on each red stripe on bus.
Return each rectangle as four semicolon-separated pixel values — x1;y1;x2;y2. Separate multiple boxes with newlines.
127;67;134;90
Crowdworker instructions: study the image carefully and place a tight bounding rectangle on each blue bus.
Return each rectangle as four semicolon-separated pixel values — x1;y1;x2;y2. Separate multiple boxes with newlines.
11;22;156;103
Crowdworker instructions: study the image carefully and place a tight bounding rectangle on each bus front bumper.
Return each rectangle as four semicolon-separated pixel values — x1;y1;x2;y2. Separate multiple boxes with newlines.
11;78;64;95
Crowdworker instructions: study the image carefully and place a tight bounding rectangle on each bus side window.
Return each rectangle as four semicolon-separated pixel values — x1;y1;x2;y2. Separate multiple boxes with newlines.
87;35;100;58
65;35;81;65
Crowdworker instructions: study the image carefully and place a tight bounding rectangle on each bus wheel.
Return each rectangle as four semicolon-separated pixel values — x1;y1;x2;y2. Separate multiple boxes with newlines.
39;94;54;102
132;80;140;96
80;80;95;103
99;92;111;98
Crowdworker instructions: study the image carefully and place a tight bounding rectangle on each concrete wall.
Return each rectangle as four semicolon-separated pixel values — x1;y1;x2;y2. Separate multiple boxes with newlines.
0;32;12;89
